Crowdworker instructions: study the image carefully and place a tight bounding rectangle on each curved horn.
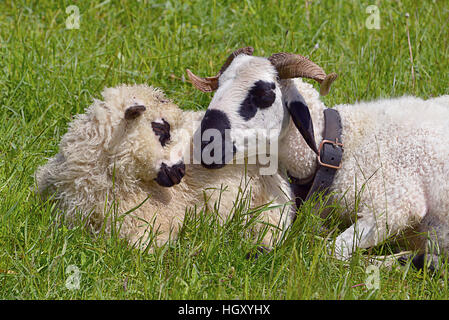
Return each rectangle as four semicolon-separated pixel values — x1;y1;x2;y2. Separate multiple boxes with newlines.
268;52;337;96
185;69;219;92
186;46;254;92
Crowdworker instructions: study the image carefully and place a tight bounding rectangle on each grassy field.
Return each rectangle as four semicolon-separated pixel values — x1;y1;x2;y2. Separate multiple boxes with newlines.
1;0;449;300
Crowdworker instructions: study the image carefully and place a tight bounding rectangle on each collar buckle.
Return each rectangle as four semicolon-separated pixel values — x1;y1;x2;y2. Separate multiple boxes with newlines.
317;138;344;170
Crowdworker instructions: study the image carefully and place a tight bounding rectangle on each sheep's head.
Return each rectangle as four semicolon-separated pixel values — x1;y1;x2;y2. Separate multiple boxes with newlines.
187;47;337;169
95;84;188;187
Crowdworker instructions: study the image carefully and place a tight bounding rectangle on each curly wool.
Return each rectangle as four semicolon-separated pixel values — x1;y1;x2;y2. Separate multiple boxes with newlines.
36;84;293;250
281;78;449;257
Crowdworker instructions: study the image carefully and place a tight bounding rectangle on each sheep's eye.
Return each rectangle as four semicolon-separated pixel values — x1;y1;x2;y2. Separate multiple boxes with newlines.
239;80;276;121
251;81;276;107
151;119;171;146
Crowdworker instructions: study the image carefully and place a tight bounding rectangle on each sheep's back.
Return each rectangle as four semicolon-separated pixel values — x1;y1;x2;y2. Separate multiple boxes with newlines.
333;95;449;216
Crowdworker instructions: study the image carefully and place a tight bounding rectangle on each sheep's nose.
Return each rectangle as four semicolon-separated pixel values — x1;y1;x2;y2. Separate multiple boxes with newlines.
155;162;186;187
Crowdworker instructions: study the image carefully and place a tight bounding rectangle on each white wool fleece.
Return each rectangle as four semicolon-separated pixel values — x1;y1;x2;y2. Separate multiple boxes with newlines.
281;78;449;258
36;84;293;250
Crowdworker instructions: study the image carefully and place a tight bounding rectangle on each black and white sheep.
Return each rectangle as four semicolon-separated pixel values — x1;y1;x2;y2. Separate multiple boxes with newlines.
36;84;293;250
187;47;449;263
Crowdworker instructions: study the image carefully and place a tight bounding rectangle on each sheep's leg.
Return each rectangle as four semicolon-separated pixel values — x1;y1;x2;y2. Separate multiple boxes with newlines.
368;251;413;268
258;206;293;248
367;252;444;271
127;214;182;253
332;193;428;261
397;252;444;272
398;210;449;271
332;217;382;260
416;211;449;255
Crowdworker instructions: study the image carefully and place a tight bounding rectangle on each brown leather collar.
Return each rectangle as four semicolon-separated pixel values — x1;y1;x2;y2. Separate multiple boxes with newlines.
289;108;344;210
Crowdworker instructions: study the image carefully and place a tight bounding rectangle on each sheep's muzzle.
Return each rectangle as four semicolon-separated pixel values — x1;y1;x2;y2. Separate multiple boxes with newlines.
155;162;186;187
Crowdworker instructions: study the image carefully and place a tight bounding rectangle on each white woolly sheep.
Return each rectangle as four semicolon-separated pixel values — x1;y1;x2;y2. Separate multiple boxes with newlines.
187;47;449;265
35;84;293;251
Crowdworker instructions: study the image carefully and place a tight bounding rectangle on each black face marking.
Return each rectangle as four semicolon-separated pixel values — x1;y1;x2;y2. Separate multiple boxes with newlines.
287;99;317;154
239;80;276;121
151;118;171;146
125;104;146;120
199;109;236;169
155;162;185;187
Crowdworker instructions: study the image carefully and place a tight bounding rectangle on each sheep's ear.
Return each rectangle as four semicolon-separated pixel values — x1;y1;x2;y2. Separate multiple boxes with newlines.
287;99;318;154
124;104;146;120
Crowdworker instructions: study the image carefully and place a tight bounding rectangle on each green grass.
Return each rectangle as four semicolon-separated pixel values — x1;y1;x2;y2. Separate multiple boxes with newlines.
1;0;449;299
